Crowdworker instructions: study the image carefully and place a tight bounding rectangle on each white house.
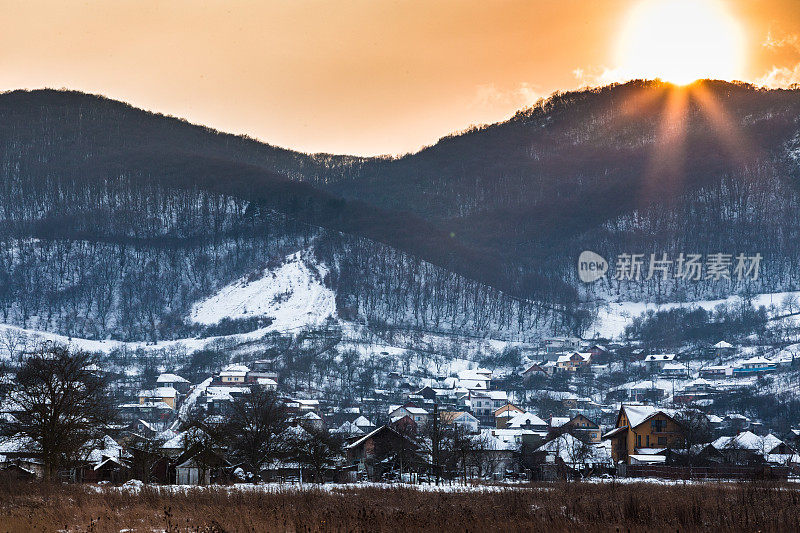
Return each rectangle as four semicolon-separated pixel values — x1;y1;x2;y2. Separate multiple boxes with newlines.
219;364;249;384
441;411;480;433
388;405;429;425
644;354;676;372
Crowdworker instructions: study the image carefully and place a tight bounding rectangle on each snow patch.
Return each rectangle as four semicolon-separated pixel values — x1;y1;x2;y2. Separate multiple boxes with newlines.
190;250;336;332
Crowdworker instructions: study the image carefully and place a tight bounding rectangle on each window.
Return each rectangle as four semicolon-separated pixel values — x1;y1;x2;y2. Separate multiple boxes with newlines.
636;434;641;447
652;419;667;432
658;436;667;445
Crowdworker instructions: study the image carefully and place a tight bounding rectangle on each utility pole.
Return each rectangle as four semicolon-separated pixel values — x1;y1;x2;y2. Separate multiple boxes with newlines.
432;402;440;486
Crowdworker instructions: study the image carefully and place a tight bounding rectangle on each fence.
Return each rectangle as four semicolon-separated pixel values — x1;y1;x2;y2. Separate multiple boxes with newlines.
621;464;790;480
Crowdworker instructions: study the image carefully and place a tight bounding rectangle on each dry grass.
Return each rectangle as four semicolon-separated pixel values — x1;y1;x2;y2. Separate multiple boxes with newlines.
1;479;800;532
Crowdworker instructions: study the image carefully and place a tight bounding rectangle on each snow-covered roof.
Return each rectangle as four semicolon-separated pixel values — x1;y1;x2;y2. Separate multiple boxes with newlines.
457;369;492;381
739;356;775;365
714;341;734;349
630;454;666;463
157;373;189;383
535;433;611;465
389;405;428;416
332;421;363;435
621;405;677;428
219;363;250;376
507;411;547;428
353;415;372;427
644;354;675;362
138;387;178;398
556;352;591;363
711;431;781;452
549;417;570;428
299;411;321;420
661;363;685;371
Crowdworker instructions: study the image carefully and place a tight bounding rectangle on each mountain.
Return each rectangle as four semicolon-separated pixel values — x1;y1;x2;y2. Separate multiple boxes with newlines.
0;80;799;342
310;80;800;302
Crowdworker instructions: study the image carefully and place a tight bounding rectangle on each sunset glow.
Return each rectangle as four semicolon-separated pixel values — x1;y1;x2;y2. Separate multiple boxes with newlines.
617;0;746;85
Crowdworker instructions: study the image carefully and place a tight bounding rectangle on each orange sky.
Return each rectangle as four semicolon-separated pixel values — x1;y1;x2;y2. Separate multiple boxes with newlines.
1;0;799;155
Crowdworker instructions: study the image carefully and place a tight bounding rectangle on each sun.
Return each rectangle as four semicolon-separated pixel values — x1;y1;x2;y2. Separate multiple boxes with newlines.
617;0;745;85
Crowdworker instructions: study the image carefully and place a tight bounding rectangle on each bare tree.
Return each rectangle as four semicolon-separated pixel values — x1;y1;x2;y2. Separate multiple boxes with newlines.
0;345;116;480
0;329;28;361
223;386;289;479
293;428;342;483
675;409;713;464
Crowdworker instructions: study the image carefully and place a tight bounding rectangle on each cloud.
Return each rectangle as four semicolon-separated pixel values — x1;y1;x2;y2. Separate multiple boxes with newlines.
756;63;800;88
763;29;800;53
572;66;629;88
471;82;544;112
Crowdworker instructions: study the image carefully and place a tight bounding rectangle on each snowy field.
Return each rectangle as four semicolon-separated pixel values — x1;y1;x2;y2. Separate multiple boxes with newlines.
588;291;800;340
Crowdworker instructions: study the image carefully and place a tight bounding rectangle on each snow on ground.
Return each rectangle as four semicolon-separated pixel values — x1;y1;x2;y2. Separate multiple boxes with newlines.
190;250;336;331
111;481;544;495
589;291;800;340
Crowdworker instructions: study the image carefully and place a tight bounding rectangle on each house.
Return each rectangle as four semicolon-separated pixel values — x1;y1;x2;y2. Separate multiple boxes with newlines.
456;369;492;390
254;377;278;390
175;457;211;485
344;425;418;479
81;435;130;483
555;352;591;373
218;364;249;384
506;411;548;431
388;405;429;426
563;414;602;443
352;415;375;433
156;373;190;392
494;403;524;429
699;365;733;379
542;337;581;355
521;363;548;380
713;340;736;357
587;344;609;358
602;405;683;464
297;411;324;431
415;386;438;401
138;387;178;409
246;360;279;384
625;382;666;403
466;391;495;423
734;357;777;375
711;431;797;465
644;354;676;372
660;362;688;378
474;429;525;478
533;433;612;474
440;411;479;433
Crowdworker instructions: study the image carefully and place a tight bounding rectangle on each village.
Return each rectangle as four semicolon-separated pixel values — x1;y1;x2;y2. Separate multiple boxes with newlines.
2;333;799;487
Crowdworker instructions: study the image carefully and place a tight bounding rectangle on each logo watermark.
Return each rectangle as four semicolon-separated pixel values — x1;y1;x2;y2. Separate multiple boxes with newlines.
578;250;609;283
578;251;762;283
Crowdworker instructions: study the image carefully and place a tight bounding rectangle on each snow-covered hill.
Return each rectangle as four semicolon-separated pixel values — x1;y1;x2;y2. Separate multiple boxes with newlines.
190;250;336;332
587;291;800;340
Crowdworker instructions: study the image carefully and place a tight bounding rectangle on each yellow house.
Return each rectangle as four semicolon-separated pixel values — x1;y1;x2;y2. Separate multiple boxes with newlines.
603;405;683;464
556;352;591;372
138;387;178;409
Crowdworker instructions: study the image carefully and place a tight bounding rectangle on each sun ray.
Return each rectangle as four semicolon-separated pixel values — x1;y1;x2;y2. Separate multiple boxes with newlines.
636;85;690;209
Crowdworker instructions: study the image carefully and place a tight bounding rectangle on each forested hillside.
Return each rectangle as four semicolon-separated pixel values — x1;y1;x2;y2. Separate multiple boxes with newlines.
0;81;799;342
0;90;570;340
316;80;800;301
